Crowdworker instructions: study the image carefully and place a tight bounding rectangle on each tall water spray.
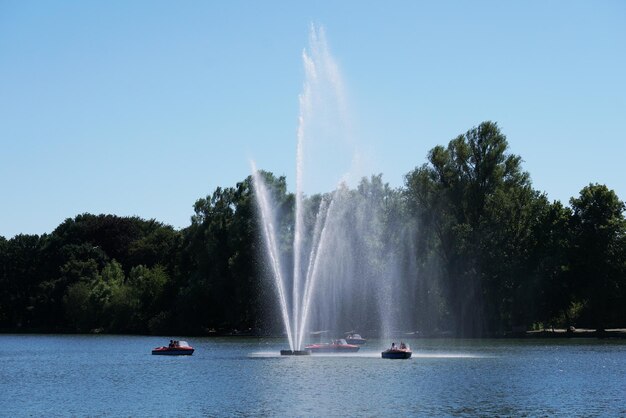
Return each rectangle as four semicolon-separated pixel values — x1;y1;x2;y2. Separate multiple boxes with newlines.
252;25;347;352
252;25;418;352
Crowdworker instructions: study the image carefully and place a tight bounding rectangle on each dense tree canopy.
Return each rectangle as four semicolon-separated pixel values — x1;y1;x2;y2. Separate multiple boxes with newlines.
406;122;541;335
1;122;624;336
569;184;626;329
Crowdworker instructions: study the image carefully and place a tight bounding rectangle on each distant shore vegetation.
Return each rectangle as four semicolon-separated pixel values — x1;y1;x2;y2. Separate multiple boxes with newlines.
1;121;625;337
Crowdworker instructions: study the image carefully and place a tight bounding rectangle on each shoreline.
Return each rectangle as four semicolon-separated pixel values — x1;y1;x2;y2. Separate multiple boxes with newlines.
2;328;626;339
519;328;626;339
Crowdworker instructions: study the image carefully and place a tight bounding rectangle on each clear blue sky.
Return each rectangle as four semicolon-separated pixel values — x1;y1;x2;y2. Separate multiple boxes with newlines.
1;1;624;238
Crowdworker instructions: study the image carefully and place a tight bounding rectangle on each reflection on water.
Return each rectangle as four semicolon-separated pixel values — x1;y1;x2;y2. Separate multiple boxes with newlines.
249;351;488;359
1;335;625;416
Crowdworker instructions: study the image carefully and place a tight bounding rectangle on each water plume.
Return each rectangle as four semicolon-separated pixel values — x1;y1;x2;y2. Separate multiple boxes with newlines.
252;25;418;351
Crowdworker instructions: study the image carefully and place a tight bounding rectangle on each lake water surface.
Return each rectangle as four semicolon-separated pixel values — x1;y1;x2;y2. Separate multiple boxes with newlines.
1;335;625;416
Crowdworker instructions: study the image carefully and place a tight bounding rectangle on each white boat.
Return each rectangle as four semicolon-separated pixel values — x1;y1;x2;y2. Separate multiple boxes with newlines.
345;333;367;345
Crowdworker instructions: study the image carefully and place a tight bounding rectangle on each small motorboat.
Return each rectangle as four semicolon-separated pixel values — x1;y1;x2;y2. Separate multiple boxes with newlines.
152;340;194;356
305;339;360;353
381;342;411;359
345;333;367;345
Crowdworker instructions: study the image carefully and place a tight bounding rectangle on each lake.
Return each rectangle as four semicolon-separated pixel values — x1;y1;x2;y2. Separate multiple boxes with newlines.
1;335;625;416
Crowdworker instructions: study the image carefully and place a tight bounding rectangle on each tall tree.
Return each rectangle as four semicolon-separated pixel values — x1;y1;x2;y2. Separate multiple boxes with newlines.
405;121;540;336
569;184;626;330
0;234;43;329
177;172;291;334
528;201;574;328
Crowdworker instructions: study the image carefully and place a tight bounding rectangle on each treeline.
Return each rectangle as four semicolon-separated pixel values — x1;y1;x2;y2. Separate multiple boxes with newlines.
406;122;625;335
1;121;625;336
0;176;276;335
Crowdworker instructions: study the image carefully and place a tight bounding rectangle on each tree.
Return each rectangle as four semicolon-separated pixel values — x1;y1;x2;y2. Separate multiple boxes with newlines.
0;234;44;329
569;184;626;330
176;172;289;334
528;201;574;328
63;281;93;332
405;121;541;336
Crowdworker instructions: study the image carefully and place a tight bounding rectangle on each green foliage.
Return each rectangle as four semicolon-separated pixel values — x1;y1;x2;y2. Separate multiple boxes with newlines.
529;201;574;326
63;281;93;332
569;184;626;329
407;122;553;336
175;173;279;333
0;122;624;336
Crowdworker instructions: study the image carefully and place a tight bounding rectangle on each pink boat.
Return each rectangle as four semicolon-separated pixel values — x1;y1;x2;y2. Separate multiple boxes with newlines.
305;339;360;353
152;340;194;356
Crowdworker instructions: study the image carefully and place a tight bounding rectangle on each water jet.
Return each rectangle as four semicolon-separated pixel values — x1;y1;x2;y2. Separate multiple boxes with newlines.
252;25;417;356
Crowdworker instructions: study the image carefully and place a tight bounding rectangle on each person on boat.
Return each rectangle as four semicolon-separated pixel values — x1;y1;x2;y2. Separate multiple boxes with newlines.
169;340;174;348
391;342;396;349
400;342;406;349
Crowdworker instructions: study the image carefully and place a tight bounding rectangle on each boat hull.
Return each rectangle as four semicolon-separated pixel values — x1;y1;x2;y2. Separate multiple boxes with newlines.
307;346;360;353
381;350;412;359
305;339;360;353
280;350;311;356
152;348;194;356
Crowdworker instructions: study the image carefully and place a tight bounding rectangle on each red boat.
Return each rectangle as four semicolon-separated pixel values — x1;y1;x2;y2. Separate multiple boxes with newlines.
381;342;411;359
305;339;360;353
152;340;194;356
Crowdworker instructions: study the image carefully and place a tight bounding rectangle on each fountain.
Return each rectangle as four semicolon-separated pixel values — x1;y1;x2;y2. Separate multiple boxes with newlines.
252;25;418;355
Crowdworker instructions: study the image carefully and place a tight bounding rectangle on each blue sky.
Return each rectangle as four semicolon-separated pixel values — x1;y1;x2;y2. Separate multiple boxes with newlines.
1;1;625;238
